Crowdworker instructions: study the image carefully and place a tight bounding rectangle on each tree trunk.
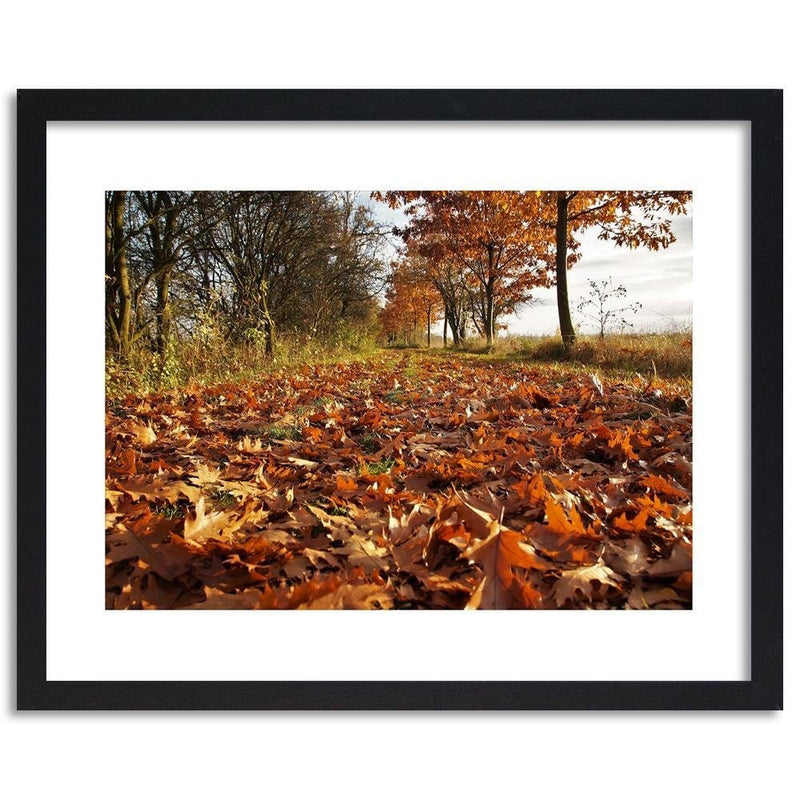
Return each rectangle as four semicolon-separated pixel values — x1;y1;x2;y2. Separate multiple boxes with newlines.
556;192;576;350
111;191;132;360
155;264;173;358
154;195;180;359
263;310;275;359
485;283;495;349
426;307;432;348
105;194;118;349
483;247;496;348
448;309;460;346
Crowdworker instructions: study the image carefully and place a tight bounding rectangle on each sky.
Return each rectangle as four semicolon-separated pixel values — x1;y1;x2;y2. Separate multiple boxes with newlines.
366;194;693;337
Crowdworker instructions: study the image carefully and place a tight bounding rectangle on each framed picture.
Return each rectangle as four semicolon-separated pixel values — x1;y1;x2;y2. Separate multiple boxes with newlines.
17;89;782;710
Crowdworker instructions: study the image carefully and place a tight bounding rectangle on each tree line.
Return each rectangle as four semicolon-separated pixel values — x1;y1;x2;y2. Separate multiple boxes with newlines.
375;190;691;349
105;189;691;373
105;191;387;363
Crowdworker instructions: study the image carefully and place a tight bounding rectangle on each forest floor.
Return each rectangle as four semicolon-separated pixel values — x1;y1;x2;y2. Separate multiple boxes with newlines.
106;349;692;610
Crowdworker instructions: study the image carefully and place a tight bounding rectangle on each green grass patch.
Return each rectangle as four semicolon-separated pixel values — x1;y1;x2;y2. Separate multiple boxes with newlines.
296;397;329;416
210;488;237;507
383;390;405;404
365;457;395;475
261;423;302;441
359;433;381;454
156;502;186;519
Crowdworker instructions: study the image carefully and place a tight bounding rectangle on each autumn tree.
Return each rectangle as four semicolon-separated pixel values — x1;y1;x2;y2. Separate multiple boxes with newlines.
380;285;412;345
289;192;386;340
374;191;552;348
381;257;443;346
187;192;385;358
106;190;223;363
202;192;317;356
541;191;691;348
400;237;471;346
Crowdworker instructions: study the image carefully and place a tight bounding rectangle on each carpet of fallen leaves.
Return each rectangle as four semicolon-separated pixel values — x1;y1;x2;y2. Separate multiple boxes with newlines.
106;352;692;610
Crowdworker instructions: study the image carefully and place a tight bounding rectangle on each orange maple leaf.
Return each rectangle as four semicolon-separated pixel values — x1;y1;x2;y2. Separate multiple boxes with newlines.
544;496;585;537
465;521;548;609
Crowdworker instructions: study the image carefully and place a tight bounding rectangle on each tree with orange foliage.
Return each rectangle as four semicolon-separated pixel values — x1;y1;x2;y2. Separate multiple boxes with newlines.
379;281;415;345
375;191;552;348
381;258;443;346
401;236;471;346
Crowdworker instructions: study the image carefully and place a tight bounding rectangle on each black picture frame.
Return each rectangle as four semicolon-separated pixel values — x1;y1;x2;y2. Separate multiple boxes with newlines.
17;89;783;711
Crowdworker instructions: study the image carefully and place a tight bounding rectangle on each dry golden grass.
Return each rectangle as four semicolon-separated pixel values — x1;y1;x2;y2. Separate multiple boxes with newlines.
107;330;692;400
452;331;692;381
106;335;379;399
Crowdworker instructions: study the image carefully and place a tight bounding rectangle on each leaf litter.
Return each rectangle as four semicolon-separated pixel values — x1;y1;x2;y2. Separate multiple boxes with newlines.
106;352;692;609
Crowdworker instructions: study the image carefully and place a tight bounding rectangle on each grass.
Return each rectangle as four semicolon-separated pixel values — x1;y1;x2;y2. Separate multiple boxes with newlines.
449;331;692;380
211;488;238;508
383;389;405;404
358;433;381;454
293;397;330;421
107;331;692;402
156;502;186;519
261;423;303;442
106;333;379;399
365;457;395;475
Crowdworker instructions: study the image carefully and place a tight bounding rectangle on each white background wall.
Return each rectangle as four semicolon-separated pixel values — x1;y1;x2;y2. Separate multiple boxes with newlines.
1;3;795;798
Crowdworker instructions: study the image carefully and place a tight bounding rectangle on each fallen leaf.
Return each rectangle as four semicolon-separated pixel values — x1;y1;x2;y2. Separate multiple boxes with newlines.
552;561;622;608
464;521;548;609
183;496;232;543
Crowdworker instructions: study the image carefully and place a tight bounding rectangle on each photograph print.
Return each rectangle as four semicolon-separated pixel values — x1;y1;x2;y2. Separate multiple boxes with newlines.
105;189;693;610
